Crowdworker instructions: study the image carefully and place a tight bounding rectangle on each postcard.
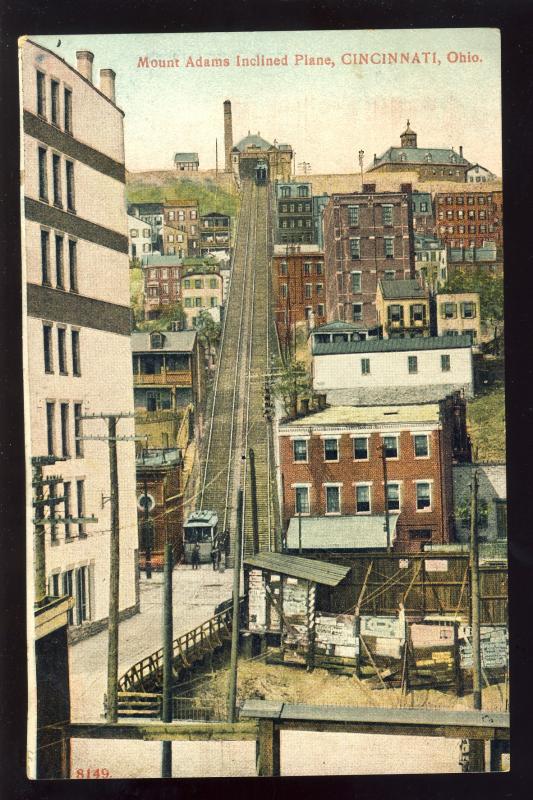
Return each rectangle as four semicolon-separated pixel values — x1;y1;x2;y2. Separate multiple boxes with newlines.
20;27;507;779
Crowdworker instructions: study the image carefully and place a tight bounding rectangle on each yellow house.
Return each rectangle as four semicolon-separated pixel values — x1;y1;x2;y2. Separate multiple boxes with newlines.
181;269;224;328
376;279;430;339
436;292;481;346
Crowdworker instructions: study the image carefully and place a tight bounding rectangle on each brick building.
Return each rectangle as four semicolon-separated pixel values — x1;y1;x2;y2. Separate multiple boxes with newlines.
274;181;315;244
142;254;183;319
323;184;415;331
278;397;470;553
435;189;503;249
162;201;199;255
136;448;184;570
200;212;231;254
272;244;326;336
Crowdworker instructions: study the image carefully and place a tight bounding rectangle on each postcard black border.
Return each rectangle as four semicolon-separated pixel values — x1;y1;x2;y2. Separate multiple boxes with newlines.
1;2;532;800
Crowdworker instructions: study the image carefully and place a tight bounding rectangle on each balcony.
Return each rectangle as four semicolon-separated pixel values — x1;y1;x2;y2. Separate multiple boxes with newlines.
134;370;192;387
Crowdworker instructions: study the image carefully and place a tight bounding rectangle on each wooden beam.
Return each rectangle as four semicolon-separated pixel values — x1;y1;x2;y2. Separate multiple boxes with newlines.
256;719;280;777
66;721;258;742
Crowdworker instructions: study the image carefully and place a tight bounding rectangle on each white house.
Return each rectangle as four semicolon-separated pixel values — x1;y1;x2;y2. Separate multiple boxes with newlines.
128;213;152;261
466;164;497;183
312;335;474;404
21;40;139;642
452;463;507;542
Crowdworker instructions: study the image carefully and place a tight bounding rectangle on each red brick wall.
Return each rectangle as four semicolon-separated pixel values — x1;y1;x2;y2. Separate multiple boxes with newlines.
279;424;453;553
136;466;183;565
435;190;503;248
273;251;327;337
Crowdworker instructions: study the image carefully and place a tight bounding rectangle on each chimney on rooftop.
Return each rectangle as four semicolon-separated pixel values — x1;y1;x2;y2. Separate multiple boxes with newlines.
100;69;116;103
76;50;94;83
223;100;233;173
459;145;463;158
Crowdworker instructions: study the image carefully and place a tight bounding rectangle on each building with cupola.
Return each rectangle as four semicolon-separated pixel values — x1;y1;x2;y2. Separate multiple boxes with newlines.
367;121;472;182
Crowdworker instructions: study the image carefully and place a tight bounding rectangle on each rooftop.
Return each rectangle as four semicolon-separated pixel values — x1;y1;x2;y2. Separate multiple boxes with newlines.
136;448;183;468
279;403;442;429
312;335;472;356
379;279;427;300
131;330;197;353
369;147;470;171
311;320;363;334
243;552;350;586
233;133;273;152
174;152;199;162
286;514;398;551
273;244;322;255
128;203;163;215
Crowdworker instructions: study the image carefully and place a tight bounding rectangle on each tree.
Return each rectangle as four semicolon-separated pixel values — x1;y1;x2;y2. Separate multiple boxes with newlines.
195;309;222;351
135;302;187;333
271;357;312;418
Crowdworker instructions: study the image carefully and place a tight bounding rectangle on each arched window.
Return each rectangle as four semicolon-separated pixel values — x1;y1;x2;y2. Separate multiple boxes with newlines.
400;152;407;162
150;331;164;349
425;152;432;163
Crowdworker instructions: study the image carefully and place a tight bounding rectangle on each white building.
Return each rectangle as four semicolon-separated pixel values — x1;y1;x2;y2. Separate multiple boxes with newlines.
452;463;507;542
127;213;152;261
466;164;497;183
312;335;474;404
21;40;139;642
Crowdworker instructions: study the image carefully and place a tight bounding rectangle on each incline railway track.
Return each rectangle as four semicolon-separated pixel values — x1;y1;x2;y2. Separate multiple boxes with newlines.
199;181;279;562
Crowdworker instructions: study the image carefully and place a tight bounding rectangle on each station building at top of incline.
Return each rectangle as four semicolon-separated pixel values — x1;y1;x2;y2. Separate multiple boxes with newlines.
230;131;293;182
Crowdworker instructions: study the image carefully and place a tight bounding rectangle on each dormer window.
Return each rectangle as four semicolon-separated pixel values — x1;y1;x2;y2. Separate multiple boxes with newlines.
450;154;457;163
400;152;407;162
424;153;432;163
150;331;164;349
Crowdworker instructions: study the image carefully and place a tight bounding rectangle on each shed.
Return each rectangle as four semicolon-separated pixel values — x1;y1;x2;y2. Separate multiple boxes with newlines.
285;514;398;552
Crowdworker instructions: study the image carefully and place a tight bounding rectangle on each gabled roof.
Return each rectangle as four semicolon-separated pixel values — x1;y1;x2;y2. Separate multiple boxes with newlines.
379;279;427;300
128;203;163;215
243;552;350;586
131;330;197;353
232;133;273;152
312;335;472;356
174;152;199;162
311;320;362;334
368;147;470;170
286;515;398;550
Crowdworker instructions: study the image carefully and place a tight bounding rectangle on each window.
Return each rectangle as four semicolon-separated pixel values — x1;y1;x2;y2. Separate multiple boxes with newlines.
446;210;453;220
352;303;362;321
361;358;370;375
384;270;395;280
414;434;429;457
383;435;398;458
280;261;288;276
293;439;308;462
76;480;86;537
316;283;323;296
298;186;309;197
46;402;55;455
416;482;431;510
62;569;74;623
349;238;361;259
353;437;368;460
280;284;288;299
60;402;70;457
43;324;53;373
408;355;418;374
356;485;371;513
384;237;394;258
295;486;310;514
66;160;75;212
184;279;191;288
38;147;48;201
386;483;400;511
324;438;339;461
74;403;83;457
64;88;72;133
68;240;78;292
209;278;218;289
420;202;428;212
75;566;89;624
351;271;362;293
52;153;62;206
348;205;359;226
51;80;60;125
461;302;476;319
325;485;341;514
410;304;425;324
388;304;403;324
161;283;169;295
302;283;311;299
441;354;451;372
71;329;81;376
464;329;477;343
57;327;67;374
168;234;174;243
37;69;48;114
194;279;203;289
382;205;393;226
55;234;64;288
143;243;151;253
316;262;323;275
495;500;507;539
41;229;50;284
303;262;311;277
317;304;325;316
441;302;457;319
190;210;197;220
63;484;71;540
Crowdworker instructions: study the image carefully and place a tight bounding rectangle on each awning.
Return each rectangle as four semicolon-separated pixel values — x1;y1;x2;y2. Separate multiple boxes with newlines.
243;552;350;586
285;515;398;551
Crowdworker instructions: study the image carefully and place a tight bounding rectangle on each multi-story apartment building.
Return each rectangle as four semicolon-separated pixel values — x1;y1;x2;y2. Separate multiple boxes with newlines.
435;189;503;249
411;191;435;236
376;279;430;339
21;41;139;641
181;268;224;328
163;201;199;255
447;243;503;277
142;254;183;319
323;184;415;331
128;203;164;252
128;213;152;262
436;292;481;346
311;335;474;404
274;181;315;244
161;221;188;258
272;244;326;336
414;234;448;290
200;212;231;254
278;397;469;552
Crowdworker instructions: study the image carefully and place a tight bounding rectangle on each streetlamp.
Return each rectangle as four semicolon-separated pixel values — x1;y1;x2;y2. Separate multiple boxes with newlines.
358;149;364;190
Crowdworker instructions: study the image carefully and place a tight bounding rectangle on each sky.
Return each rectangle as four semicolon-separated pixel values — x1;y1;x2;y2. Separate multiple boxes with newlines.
32;29;502;176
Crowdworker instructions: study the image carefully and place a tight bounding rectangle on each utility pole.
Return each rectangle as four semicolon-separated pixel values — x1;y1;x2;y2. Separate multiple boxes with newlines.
467;469;485;771
79;412;136;724
380;444;392;552
298;511;302;555
143;476;152;579
358;149;365;190
227;487;244;722
161;476;173;778
249;448;259;555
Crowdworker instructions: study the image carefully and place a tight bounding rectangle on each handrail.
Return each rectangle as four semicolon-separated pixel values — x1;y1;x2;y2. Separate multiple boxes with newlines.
118;597;245;691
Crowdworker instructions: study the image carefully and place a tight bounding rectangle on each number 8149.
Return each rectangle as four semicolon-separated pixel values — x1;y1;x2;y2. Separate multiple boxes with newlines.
75;767;110;779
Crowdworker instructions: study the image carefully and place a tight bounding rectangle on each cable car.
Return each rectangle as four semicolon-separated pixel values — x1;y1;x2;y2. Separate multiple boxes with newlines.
255;160;267;185
183;510;218;564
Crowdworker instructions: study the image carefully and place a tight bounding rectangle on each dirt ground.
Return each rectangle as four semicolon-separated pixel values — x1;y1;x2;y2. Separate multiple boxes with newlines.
190;656;508;719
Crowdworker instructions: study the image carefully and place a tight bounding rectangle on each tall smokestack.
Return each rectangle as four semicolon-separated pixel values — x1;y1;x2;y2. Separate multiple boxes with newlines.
224;99;233;173
100;69;116;103
76;50;94;83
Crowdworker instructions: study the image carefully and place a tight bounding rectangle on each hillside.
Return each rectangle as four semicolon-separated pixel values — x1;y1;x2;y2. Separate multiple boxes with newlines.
126;170;240;217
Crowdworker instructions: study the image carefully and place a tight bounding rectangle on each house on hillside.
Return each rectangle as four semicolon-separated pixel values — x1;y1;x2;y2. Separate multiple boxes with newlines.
174;152;199;171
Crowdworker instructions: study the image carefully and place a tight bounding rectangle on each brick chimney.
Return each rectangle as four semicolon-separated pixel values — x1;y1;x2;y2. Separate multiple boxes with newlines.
76;50;94;83
223;100;233;173
459;145;463;158
100;69;116;103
